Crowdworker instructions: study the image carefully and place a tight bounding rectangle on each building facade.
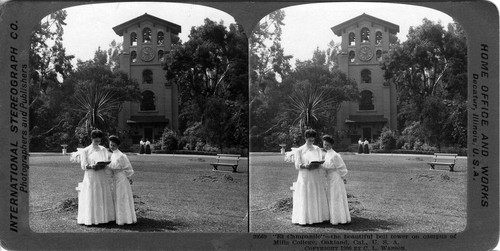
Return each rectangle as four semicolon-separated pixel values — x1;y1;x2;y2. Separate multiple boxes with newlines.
112;13;181;145
331;13;399;144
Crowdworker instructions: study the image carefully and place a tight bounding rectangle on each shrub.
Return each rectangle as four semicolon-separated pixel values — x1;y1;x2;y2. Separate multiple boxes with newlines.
379;127;397;150
161;128;179;153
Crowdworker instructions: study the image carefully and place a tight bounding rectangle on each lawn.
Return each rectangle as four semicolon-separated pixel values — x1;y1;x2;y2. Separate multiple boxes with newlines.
250;152;467;233
29;154;248;233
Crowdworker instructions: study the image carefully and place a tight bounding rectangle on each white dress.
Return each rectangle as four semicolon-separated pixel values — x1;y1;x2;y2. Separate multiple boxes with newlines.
322;149;351;225
292;144;330;225
109;149;137;225
77;145;115;225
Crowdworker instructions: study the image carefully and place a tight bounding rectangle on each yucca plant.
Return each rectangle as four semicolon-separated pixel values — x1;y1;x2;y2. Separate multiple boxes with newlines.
287;80;338;132
73;80;121;137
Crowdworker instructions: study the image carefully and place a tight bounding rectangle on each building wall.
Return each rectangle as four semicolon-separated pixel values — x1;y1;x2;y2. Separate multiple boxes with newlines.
335;17;398;144
116;18;179;144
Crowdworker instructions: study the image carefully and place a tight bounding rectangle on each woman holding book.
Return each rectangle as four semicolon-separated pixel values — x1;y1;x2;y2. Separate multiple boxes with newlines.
77;129;115;225
292;129;329;225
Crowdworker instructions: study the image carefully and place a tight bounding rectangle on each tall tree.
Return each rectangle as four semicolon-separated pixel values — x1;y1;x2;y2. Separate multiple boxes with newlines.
164;19;248;150
382;19;467;147
29;10;76;151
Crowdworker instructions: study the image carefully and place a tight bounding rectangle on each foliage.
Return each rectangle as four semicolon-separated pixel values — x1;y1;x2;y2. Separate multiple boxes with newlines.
164;19;248;150
377;127;397;150
161;128;179;152
382;19;467;148
249;10;292;95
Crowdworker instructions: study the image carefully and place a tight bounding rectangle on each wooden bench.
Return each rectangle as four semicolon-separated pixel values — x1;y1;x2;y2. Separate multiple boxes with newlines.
210;154;241;172
427;153;458;171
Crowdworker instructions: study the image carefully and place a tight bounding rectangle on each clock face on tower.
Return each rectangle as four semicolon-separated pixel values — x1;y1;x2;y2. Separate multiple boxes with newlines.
140;46;155;62
358;46;374;61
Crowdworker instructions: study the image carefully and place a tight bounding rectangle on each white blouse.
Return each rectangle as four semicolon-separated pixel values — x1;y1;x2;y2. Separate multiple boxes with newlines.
322;149;348;177
109;149;134;177
80;145;109;170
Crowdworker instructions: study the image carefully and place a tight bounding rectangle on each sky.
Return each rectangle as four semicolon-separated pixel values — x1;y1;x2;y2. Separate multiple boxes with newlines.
278;2;455;63
57;2;455;65
61;2;236;63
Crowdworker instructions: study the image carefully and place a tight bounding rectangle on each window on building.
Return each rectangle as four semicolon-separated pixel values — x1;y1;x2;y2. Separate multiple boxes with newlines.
157;32;164;45
349;51;355;63
348;32;355;46
361;69;371;83
359;90;374;110
143;27;152;43
376;50;382;61
130;32;137;46
158;50;164;62
131;51;137;63
361;27;370;43
142;69;153;84
140;90;156;111
375;31;382;45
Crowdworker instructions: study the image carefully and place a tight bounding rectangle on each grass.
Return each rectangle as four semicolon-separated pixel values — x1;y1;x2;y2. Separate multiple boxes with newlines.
29;154;248;233
250;152;467;233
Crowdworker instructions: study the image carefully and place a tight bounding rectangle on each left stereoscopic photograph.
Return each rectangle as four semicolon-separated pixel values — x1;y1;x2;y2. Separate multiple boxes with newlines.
27;2;249;233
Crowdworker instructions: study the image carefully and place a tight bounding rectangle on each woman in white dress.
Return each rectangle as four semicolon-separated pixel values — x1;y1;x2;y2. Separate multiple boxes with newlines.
77;130;115;225
292;129;329;225
321;135;351;225
108;135;137;225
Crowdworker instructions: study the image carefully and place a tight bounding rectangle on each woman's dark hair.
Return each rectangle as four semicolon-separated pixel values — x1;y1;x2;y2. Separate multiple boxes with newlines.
109;135;121;145
304;129;317;138
90;129;104;139
322;135;335;145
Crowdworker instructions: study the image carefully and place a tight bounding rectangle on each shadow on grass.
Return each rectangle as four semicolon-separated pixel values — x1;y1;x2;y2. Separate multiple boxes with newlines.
300;216;395;232
88;217;185;232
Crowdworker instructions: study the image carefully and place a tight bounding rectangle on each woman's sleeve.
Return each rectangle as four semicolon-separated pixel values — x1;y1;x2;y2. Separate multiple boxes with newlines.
80;148;88;170
322;154;335;169
335;154;348;177
294;148;303;170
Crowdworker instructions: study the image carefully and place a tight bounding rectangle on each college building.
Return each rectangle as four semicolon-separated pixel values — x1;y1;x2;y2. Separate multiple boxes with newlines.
331;13;399;144
112;13;181;145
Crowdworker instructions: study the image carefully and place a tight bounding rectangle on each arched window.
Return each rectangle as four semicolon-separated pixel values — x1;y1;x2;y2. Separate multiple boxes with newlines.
361;27;370;43
349;51;355;63
157;32;164;45
359;90;374;110
348;32;355;46
375;31;382;45
158;50;164;62
130;32;137;46
142;69;153;84
142;28;152;43
141;90;156;111
131;51;137;63
361;69;371;83
376;50;382;61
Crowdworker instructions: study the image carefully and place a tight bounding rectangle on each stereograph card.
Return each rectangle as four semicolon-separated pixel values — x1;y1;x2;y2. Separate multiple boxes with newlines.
0;0;498;250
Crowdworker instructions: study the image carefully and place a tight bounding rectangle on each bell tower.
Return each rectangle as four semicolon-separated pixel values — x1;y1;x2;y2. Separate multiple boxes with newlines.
113;13;181;145
331;13;399;144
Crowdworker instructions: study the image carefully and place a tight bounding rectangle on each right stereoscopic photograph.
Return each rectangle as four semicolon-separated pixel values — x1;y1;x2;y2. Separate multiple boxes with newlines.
249;2;467;232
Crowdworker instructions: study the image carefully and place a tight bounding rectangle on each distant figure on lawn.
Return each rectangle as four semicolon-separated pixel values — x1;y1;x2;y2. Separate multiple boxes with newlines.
358;138;364;154
139;138;145;154
321;135;351;225
363;138;370;154
77;129;115;225
291;129;329;225
145;138;152;154
108;135;137;225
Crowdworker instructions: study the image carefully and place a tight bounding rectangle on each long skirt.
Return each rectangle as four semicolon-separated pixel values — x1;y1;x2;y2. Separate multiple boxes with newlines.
113;172;137;225
326;171;351;225
77;170;115;225
139;145;145;154
292;169;329;225
358;144;363;154
363;144;369;154
145;145;151;154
